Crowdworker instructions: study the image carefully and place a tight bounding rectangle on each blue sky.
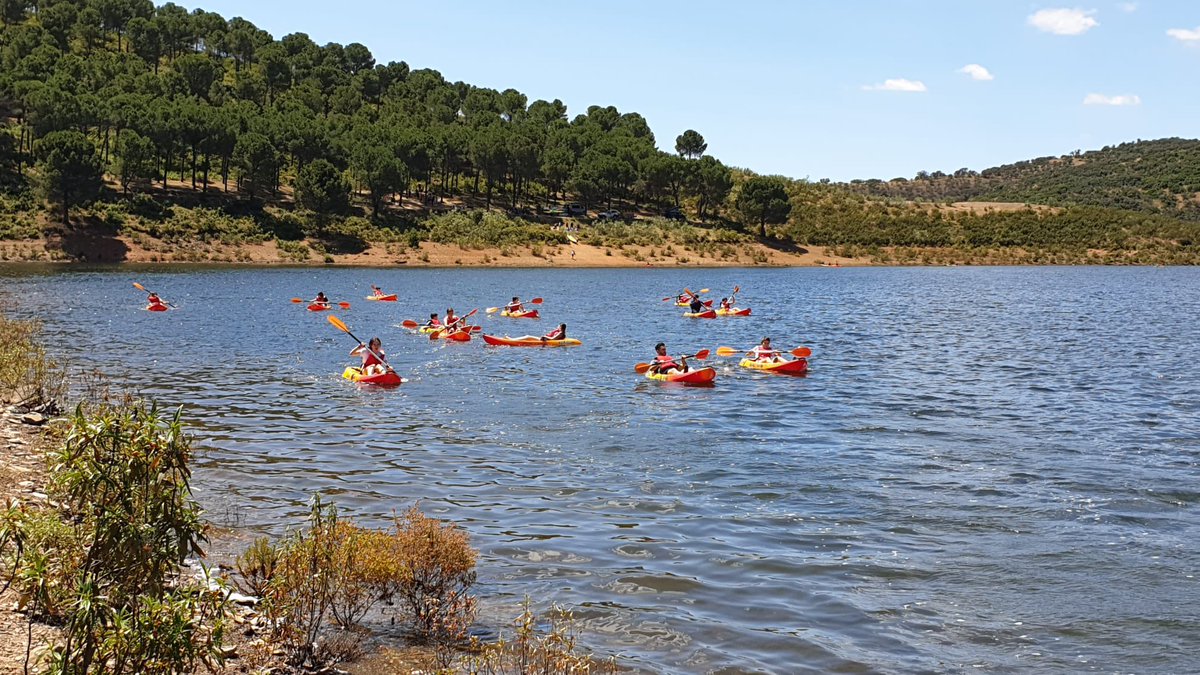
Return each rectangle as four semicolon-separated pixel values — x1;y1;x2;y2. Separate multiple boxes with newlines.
194;1;1199;182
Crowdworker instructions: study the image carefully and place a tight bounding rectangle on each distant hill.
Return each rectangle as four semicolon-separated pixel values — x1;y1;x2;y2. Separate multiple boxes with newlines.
847;138;1200;221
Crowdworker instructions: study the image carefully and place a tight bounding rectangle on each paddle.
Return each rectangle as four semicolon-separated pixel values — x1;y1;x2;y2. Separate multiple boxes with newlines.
133;282;176;308
716;346;811;358
634;349;710;374
327;315;393;373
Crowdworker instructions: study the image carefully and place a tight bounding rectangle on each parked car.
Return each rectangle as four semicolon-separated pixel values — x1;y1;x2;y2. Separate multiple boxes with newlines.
565;203;587;216
596;209;622;221
663;207;685;221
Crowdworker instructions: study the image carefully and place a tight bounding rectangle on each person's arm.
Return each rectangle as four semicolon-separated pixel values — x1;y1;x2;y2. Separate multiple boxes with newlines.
350;344;365;356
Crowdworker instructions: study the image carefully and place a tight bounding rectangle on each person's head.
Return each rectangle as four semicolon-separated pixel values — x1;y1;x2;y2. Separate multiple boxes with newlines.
430;313;438;320
318;291;326;298
368;337;382;350
721;297;728;303
559;323;566;330
655;342;667;355
761;337;771;347
512;296;519;302
447;308;455;315
373;285;380;290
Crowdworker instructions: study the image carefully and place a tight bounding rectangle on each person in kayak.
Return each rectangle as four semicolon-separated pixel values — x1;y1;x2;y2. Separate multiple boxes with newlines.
424;313;442;329
312;292;330;307
749;337;783;363
147;292;164;306
650;342;689;374
350;337;389;376
504;297;525;314
513;323;567;343
719;297;732;312
688;296;706;313
371;285;386;298
444;308;459;328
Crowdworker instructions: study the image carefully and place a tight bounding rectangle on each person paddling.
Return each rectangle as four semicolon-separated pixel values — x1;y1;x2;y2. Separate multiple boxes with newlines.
444;308;459;327
423;312;442;329
748;337;783;363
371;285;386;298
719;297;732;312
504;296;525;314
650;342;689;374
688;296;705;313
312;292;330;307
147;292;165;307
350;337;389;376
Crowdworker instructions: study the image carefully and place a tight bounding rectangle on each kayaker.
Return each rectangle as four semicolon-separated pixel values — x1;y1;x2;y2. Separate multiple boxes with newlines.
505;297;524;314
350;337;389;376
688;296;705;313
749;337;783;363
312;292;330;306
423;313;442;329
147;292;163;306
371;285;386;298
444;308;459;328
651;342;688;374
511;323;567;343
720;297;732;312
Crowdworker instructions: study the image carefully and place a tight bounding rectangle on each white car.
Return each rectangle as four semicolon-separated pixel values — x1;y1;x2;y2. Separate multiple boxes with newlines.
597;210;622;221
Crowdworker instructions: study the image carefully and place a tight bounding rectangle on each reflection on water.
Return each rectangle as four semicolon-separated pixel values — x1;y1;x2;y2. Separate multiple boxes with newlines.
4;264;1200;673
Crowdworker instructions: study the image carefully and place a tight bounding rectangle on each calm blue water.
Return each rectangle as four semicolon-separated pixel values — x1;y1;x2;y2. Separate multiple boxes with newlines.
4;264;1199;674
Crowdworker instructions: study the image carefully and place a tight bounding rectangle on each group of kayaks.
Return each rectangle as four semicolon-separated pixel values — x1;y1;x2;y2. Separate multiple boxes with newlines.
674;287;752;319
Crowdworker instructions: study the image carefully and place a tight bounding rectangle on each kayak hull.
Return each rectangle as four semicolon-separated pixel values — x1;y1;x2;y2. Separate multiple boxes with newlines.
443;330;472;342
683;310;718;319
366;294;398;302
500;309;540;319
341;366;404;387
418;325;443;334
146;304;169;312
716;307;752;317
307;303;331;312
739;358;808;374
644;366;717;385
482;335;581;347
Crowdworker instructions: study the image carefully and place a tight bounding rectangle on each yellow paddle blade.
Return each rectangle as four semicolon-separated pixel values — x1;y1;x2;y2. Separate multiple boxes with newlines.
327;315;350;333
698;288;709;294
634;362;652;373
133;282;147;292
486;307;500;314
716;347;740;356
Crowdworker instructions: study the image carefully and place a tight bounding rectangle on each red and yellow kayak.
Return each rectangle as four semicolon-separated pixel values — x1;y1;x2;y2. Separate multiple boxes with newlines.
739;358;808;374
683;309;717;319
482;335;581;347
644;366;717;385
146;303;169;312
366;294;398;302
716;307;751;317
307;303;331;312
500;309;540;319
675;299;714;308
341;366;404;387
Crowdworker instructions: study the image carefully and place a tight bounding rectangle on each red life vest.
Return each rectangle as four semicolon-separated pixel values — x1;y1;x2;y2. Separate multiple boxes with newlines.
544;327;564;340
361;349;385;368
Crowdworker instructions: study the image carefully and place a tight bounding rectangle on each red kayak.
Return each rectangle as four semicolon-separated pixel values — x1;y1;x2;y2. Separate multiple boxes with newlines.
716;307;752;317
147;303;169;312
683;309;717;319
307;303;331;312
443;330;472;342
341;366;404;387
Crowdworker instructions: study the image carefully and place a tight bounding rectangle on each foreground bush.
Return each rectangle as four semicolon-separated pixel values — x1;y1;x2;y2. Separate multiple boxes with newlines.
2;402;227;674
461;598;617;675
0;313;67;409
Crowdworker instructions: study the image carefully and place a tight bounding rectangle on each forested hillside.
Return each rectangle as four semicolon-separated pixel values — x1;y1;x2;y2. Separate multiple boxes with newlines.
1;0;1198;265
847;138;1200;221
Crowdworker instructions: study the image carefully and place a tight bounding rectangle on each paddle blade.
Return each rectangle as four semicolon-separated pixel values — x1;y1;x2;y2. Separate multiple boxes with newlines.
716;347;740;356
661;297;673;302
401;320;419;328
486;307;500;314
291;298;303;303
698;288;710;294
694;349;710;360
791;347;812;358
469;325;482;332
732;285;739;295
327;315;350;333
338;302;351;309
634;362;652;373
530;297;543;304
133;282;147;292
464;308;479;319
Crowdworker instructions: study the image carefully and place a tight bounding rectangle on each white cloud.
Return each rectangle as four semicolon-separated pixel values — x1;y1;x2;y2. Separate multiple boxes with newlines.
1083;93;1141;106
958;64;994;81
1167;26;1200;42
1028;8;1100;35
862;78;927;92
1118;2;1137;12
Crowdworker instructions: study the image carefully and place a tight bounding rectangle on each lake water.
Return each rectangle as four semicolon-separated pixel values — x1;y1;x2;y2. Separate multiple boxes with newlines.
3;264;1199;673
